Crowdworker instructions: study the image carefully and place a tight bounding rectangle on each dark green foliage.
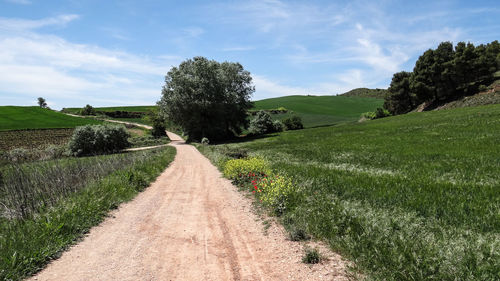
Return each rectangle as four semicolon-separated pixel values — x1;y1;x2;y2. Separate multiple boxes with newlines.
101;110;144;118
198;104;500;280
249;110;277;135
302;247;321;264
273;120;284;132
80;104;96;116
384;71;414;114
0;147;176;280
288;226;310;241
37;97;47;108
282;115;304;130
385;40;500;114
158;56;254;141
68;124;130;156
361;108;391;120
341;88;388;99
148;110;167;138
62;106;156;115
151;122;167;138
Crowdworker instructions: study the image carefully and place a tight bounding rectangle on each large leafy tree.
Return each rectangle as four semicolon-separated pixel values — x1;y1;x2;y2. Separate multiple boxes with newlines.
158;57;254;141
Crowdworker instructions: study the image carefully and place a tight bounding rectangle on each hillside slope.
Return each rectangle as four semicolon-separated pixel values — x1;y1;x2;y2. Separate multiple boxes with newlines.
253;95;383;127
202;103;500;280
0;106;101;131
340;88;388;99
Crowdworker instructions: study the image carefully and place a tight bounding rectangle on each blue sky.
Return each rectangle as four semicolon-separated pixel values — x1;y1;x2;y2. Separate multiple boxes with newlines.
0;0;499;109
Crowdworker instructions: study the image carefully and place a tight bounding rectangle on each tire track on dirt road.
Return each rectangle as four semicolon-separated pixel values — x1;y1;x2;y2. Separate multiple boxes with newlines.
30;131;348;280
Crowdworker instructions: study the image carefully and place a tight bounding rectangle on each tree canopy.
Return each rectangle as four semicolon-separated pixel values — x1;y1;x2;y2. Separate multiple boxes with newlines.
158;57;254;141
384;40;500;115
37;97;47;108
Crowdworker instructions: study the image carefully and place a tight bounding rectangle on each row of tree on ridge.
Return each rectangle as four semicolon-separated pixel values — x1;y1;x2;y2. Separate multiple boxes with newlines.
384;40;500;114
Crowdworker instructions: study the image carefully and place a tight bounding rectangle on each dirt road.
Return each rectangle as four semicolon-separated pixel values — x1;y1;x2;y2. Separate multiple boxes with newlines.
30;132;347;280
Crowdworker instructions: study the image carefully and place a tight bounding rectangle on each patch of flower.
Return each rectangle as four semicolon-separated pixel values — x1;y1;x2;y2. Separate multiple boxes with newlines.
223;157;271;184
223;157;300;215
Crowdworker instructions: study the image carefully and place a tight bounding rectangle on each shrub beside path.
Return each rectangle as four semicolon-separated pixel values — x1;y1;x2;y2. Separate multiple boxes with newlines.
30;131;348;280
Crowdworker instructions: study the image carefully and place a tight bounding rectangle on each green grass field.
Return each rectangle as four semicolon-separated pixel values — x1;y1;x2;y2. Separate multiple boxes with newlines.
0;147;176;280
198;104;500;280
253;95;384;127
0;106;101;131
63;105;156;114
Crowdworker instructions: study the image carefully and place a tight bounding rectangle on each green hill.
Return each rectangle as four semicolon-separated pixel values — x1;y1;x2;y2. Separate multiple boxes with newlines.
63;105;156;114
253;95;384;127
340;87;388;98
0;106;101;131
200;103;500;280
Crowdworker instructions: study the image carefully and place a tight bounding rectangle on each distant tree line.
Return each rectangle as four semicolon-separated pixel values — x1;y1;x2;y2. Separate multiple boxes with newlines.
384;40;500;115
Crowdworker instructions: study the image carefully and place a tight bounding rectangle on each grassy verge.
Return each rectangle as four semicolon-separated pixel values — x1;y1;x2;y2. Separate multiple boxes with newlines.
196;104;500;280
0;147;176;280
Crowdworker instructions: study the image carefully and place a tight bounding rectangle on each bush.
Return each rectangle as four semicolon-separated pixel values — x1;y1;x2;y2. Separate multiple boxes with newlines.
361;111;376;120
68;124;130;156
201;137;210;145
375;107;391;118
223;157;271;183
302;247;321;264
80;104;96;116
288;226;310;241
273;120;284;132
282;115;304;130
151;120;167;138
362;108;391;120
255;173;299;215
249;110;276;135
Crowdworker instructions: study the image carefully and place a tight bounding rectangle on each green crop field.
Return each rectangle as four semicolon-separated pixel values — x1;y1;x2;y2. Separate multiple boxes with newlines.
252;95;384;127
199;104;500;280
63;105;156;114
0;106;101;131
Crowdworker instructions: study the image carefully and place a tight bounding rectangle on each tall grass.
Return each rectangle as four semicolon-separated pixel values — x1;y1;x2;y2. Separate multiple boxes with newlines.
198;104;500;280
0;147;176;280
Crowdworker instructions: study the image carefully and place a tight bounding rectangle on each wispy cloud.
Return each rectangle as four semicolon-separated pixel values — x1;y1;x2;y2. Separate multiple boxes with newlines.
4;0;31;5
0;15;180;108
0;14;79;31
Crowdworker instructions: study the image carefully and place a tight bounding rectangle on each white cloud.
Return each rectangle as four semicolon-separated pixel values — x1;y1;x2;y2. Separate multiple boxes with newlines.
0;14;79;31
354;38;409;73
252;75;310;100
0;15;181;108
